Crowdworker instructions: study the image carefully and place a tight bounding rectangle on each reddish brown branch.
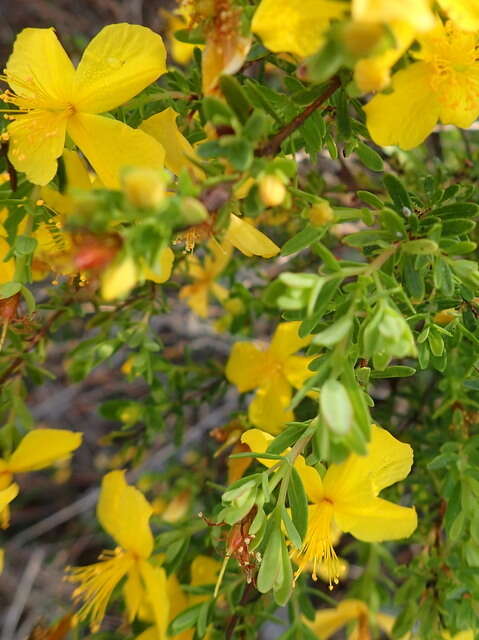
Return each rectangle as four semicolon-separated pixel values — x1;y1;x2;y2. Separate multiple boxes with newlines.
256;75;341;157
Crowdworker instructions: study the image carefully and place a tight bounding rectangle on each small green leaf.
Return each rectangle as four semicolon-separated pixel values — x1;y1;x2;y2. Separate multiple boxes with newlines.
219;75;251;124
356;140;384;172
0;282;22;299
281;225;324;256
321;378;353;435
313;315;352;347
402;239;439;255
384;174;411;210
370;366;416;378
168;603;204;636
287;467;308;542
257;524;282;593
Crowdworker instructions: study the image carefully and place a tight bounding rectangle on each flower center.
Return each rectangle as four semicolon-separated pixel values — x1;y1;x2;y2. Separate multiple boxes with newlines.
292;499;341;590
67;547;135;631
424;24;479;113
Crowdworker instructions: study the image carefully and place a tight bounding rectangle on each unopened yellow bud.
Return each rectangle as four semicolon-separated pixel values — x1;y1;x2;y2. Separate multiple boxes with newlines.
259;175;287;207
119;405;142;424
354;57;390;93
309;201;334;226
122;168;166;209
433;309;456;325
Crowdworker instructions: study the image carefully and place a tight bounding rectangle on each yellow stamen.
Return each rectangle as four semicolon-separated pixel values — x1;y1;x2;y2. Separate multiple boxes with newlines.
66;547;134;631
293;500;341;590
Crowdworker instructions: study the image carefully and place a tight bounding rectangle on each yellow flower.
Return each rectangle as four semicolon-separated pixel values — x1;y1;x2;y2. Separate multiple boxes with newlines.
437;0;479;32
252;0;348;58
364;20;479;149
305;598;397;639
242;424;417;586
67;470;169;635
2;25;166;186
179;241;232;317
0;428;82;528
226;322;314;433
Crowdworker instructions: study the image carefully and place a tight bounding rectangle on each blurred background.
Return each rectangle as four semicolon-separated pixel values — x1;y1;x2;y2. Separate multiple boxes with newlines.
0;0;172;65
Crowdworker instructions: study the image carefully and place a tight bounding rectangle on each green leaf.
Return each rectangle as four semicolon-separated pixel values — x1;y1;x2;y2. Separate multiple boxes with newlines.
257;524;282;593
370;366;416;378
14;235;37;256
0;282;22;299
281;224;324;256
336;88;352;140
219;75;251;124
384;174;411;210
357;190;383;209
432;202;479;218
356;140;384;172
174;27;205;44
313;315;352;347
223;139;253;170
441;218;476;235
168;603;204;636
202;96;234;123
273;536;294;606
320;378;353;435
267;423;309;455
281;505;302;550
20;285;36;313
402;239;439;255
287;467;308;542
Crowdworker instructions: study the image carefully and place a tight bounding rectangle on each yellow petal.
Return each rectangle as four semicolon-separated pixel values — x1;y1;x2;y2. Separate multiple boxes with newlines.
101;255;139;301
439;77;479;128
240;428;276;468
352;0;434;32
334;497;417;542
179;283;209;318
225;341;265;392
6;27;75;104
8;429;82;473
167;573;192;639
437;0;479;31
140;109;202;177
133;627;159;640
143;247;174;284
67;112;165;189
252;0;347;58
249;374;293;433
354;21;415;93
189;555;221;605
63;148;94;190
73;24;166;114
323;425;413;500
283;355;315;391
8;110;68;185
0;483;19;528
364;62;440;150
307;599;369;639
124;564;144;622
295;456;324;504
270;322;311;360
138;560;169;640
97;470;154;557
0;235;15;285
225;214;279;258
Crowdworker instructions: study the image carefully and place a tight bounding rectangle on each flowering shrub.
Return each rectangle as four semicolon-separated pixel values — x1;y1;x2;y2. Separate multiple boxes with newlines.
1;1;479;638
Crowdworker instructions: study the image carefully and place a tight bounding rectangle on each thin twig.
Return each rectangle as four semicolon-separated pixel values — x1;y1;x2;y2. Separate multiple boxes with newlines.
256;76;341;157
1;547;46;640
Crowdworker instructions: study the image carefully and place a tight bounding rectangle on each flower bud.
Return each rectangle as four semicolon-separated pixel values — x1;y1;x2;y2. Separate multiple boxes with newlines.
309;200;334;226
181;197;209;226
362;301;416;370
259;175;287;208
122;168;166;209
